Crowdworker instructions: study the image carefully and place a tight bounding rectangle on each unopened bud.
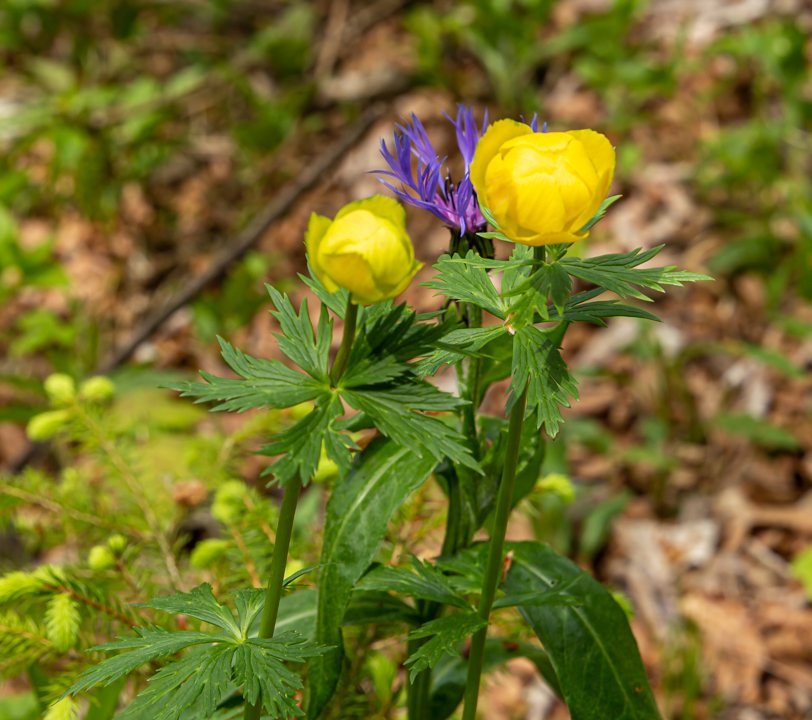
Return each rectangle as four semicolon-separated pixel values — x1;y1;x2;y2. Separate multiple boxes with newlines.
79;376;115;403
88;545;116;571
44;374;75;405
27;410;71;441
108;534;128;556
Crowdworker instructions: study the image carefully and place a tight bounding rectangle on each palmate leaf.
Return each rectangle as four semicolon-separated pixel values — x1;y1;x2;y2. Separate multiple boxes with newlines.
561;246;711;301
300;259;349;319
265;285;331;380
341;384;480;472
415;325;507;377
404;613;488;682
258;395;358;486
425;251;506;319
504;261;572;325
508;326;578;438
65;584;330;720
166;337;329;413
135;584;241;639
354;556;471;611
344;302;459;380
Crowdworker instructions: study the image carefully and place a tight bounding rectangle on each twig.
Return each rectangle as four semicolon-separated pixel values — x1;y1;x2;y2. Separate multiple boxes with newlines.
77;407;185;592
43;583;139;628
0;482;146;539
9;103;388;475
231;526;261;588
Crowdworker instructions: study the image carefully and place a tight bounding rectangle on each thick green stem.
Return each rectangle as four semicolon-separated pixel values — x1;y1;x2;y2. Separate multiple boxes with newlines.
245;297;358;720
461;383;529;720
244;473;302;720
329;299;358;386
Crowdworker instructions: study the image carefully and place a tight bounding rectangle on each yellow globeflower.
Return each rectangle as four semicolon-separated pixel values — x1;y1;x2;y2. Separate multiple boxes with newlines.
470;120;615;246
306;196;422;305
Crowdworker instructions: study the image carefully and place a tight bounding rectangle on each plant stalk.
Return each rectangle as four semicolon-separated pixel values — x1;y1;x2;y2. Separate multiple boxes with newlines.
245;296;358;720
461;383;529;720
329;299;358;386
243;473;302;720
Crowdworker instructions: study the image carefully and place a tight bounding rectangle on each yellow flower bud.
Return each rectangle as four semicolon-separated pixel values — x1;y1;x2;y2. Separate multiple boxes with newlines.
44;374;75;405
306;196;422;305
471;120;616;246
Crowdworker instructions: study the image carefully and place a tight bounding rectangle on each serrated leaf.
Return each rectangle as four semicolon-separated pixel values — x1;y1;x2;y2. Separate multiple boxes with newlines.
308;438;437;719
503;541;662;720
415;326;507;378
508;326;578;438
354;556;470;610
579;194;622;232
135;584;241;639
165;337;329;413
119;645;235;720
258;396;357;486
236;634;328;717
265;285;331;380
65;628;218;696
561;246;711;301
342;590;422;628
341;385;479;472
404;613;488;682
300;259;349;319
424;251;505;319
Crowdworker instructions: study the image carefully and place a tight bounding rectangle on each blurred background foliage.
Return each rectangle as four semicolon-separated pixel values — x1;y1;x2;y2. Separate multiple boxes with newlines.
1;1;812;719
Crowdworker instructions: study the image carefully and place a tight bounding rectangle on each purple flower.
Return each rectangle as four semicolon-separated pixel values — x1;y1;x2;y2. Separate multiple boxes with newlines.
374;106;548;240
374;105;489;237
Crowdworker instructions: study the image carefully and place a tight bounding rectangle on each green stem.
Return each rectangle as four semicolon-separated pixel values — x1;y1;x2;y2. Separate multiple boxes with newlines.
244;473;302;720
329;299;358;386
461;383;529;720
245;296;358;720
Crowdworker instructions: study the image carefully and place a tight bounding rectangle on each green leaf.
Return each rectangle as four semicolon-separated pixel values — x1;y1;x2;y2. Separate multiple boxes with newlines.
561;246;711;301
65;628;218;696
236;635;328;716
265;284;331;380
258;396;357;486
135;584;241;639
579;194;622;232
283;563;331;587
504;261;572;324
307;438;437;720
415;326;507;378
713;412;801;451
503;542;662;720
508;326;578;438
404;613;488;682
300;259;349;319
430;639;562;720
118;645;235;720
165;337;328;413
341;384;479;472
84;678;126;720
341;590;422;627
424;251;506;319
273;589;317;639
354;555;471;611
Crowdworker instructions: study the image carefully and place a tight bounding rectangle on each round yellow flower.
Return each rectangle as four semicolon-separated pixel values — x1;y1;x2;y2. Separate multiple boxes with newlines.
306;196;422;305
470;120;615;246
